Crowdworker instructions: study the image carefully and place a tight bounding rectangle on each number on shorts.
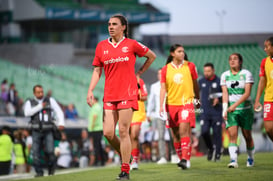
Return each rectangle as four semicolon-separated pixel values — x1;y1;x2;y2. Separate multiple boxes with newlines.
264;103;271;113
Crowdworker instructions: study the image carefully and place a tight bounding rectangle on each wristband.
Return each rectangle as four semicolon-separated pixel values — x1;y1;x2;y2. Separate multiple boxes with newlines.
222;102;228;117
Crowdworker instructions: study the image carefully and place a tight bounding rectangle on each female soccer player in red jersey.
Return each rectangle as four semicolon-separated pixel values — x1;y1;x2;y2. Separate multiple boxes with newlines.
87;14;156;180
255;36;273;142
159;44;200;170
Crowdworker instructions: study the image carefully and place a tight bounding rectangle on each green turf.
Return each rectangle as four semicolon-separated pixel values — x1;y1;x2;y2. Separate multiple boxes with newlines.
28;152;273;181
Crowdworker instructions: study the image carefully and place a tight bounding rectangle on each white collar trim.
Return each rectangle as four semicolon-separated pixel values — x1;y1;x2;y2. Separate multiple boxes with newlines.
108;37;125;48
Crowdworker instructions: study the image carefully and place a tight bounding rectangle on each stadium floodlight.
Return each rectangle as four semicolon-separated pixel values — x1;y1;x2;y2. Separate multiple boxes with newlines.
215;10;227;34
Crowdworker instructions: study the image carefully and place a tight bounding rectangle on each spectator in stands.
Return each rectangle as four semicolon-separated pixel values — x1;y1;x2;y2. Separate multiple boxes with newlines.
7;83;16;105
1;79;8;102
14;90;24;116
65;103;78;121
6;83;16;115
24;84;65;177
56;132;72;169
88;97;105;166
13;129;27;173
198;63;223;161
254;36;273;142
0;126;13;176
86;14;156;180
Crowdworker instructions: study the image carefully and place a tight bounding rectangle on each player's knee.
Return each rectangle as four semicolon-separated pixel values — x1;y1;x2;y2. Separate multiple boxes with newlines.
103;129;115;140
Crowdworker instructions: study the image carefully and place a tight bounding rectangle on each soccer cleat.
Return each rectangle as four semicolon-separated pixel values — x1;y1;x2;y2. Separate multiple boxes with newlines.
116;171;130;180
207;149;214;161
186;160;191;168
157;157;168;164
177;159;187;170
246;158;254;167
171;154;180;164
130;162;138;170
227;160;238;168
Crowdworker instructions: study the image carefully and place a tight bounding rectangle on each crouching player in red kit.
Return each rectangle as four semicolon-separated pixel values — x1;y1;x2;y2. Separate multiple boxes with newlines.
160;44;200;169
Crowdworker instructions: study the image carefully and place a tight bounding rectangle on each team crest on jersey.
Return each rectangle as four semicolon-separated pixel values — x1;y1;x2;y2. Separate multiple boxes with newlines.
173;73;183;84
122;46;129;53
240;75;244;80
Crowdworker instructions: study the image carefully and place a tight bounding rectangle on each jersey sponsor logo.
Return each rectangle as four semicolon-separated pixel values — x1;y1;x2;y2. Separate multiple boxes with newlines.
104;56;129;65
122;46;129;53
173;73;183;84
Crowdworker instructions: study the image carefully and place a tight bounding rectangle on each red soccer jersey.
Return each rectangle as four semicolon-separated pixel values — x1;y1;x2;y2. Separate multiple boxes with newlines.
92;37;149;102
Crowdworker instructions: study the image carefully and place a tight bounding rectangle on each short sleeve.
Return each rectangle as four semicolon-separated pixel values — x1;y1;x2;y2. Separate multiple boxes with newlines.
259;58;266;77
245;70;254;84
133;40;149;57
220;72;226;86
161;65;167;83
92;43;103;67
188;62;198;80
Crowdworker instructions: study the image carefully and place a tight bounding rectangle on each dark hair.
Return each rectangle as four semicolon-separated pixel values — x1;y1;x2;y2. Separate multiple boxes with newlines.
111;14;128;38
33;84;43;93
166;44;183;65
2;126;11;133
230;53;243;69
184;52;188;61
204;62;214;69
266;36;273;46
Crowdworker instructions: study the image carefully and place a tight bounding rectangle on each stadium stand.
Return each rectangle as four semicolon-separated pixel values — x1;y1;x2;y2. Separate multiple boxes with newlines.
0;59;97;119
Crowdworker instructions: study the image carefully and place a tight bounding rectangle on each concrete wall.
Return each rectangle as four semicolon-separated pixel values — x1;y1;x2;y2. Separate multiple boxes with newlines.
0;43;74;67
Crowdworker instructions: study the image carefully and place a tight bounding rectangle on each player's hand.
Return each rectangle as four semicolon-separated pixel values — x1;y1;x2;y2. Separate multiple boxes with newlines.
194;98;201;109
87;91;94;107
227;105;236;112
254;102;262;112
212;98;219;106
159;107;164;118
